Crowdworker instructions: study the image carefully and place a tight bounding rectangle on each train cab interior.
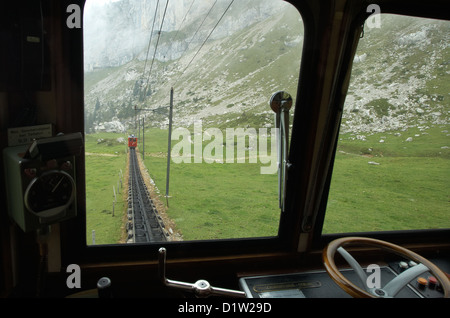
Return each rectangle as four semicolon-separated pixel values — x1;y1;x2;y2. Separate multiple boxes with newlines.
0;0;449;301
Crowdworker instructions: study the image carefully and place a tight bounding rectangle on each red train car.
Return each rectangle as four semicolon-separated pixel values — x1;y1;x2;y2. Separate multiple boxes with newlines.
128;135;137;148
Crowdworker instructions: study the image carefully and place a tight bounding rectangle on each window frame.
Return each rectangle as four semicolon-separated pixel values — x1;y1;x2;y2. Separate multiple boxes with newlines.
61;0;450;267
63;0;308;265
312;5;450;249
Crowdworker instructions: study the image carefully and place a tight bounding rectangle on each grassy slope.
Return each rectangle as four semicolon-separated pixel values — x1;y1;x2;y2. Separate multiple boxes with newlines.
85;133;128;244
141;128;279;240
324;127;449;233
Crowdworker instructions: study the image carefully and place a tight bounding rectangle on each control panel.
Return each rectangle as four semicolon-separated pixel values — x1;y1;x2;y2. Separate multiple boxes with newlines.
239;260;448;298
3;133;82;232
389;259;446;298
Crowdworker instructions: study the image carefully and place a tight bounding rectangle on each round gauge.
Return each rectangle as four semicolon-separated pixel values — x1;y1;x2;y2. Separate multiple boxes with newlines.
24;170;76;216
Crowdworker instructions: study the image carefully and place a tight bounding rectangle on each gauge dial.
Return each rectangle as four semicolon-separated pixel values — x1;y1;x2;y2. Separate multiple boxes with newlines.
24;170;75;215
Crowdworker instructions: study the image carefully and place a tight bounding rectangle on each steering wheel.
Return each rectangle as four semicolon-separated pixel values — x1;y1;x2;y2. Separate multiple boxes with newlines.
323;237;450;298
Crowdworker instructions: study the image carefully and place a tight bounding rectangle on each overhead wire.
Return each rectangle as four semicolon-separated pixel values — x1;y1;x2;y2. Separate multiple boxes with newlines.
139;0;235;112
143;0;170;97
136;0;236;197
141;0;160;81
161;0;196;61
153;0;218;100
172;0;235;87
176;0;218;64
163;0;235;200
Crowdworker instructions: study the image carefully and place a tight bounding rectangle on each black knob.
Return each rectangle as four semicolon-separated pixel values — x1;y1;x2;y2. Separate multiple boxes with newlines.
97;277;113;298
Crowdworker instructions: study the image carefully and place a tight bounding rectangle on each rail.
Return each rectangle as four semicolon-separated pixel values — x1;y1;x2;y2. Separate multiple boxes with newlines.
127;148;168;243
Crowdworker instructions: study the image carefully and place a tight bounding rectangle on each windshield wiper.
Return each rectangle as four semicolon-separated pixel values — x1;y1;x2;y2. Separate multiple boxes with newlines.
270;91;293;212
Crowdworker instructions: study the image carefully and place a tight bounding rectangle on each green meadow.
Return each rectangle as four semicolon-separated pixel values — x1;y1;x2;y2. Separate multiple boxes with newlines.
140;127;280;240
85;133;128;245
324;126;449;233
84;124;449;244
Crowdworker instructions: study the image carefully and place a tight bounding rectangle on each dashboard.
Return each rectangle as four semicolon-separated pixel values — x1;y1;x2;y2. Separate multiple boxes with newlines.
239;257;449;298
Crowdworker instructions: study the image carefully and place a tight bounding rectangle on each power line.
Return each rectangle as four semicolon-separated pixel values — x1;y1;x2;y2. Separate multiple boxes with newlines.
141;0;160;80
173;0;235;87
161;0;196;61
178;0;218;62
152;0;217;99
143;0;170;97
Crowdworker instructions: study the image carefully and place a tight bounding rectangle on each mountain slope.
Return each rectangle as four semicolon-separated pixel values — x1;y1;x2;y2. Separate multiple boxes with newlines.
84;1;303;131
342;15;449;134
84;7;449;137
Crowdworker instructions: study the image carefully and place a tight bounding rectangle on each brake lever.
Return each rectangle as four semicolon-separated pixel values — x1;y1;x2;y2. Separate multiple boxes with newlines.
158;247;246;298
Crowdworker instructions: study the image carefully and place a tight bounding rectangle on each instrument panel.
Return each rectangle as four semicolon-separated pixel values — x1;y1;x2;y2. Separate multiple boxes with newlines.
239;258;448;298
3;133;82;232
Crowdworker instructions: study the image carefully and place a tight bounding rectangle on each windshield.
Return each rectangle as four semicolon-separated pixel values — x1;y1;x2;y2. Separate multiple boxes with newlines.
83;0;303;244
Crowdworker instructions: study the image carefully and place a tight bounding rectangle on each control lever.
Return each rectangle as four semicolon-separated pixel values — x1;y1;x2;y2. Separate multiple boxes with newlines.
158;247;247;298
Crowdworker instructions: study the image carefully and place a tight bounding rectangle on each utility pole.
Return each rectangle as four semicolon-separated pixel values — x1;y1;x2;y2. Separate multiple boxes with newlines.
134;105;170;158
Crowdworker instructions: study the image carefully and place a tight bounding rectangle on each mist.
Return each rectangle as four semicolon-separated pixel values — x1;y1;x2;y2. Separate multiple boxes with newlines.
83;0;285;71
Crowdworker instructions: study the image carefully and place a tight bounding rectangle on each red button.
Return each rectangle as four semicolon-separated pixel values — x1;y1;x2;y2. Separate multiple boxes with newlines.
428;276;438;288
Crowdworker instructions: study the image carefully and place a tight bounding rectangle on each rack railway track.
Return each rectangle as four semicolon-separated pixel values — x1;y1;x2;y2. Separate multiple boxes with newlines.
127;148;168;243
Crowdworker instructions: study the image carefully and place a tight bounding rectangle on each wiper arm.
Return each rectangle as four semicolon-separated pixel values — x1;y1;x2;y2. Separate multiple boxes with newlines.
270;91;293;212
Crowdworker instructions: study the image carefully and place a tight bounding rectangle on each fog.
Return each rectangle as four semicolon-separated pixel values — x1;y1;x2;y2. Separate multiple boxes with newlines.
83;0;285;70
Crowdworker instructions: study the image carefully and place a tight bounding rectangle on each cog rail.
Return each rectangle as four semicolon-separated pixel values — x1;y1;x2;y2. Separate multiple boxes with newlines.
127;148;168;243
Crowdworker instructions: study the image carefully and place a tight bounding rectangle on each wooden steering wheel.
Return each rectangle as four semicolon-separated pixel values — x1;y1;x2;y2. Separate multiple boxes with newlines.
323;237;450;298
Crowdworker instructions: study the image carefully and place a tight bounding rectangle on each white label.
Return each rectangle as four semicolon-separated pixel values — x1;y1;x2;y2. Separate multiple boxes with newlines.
8;124;53;146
